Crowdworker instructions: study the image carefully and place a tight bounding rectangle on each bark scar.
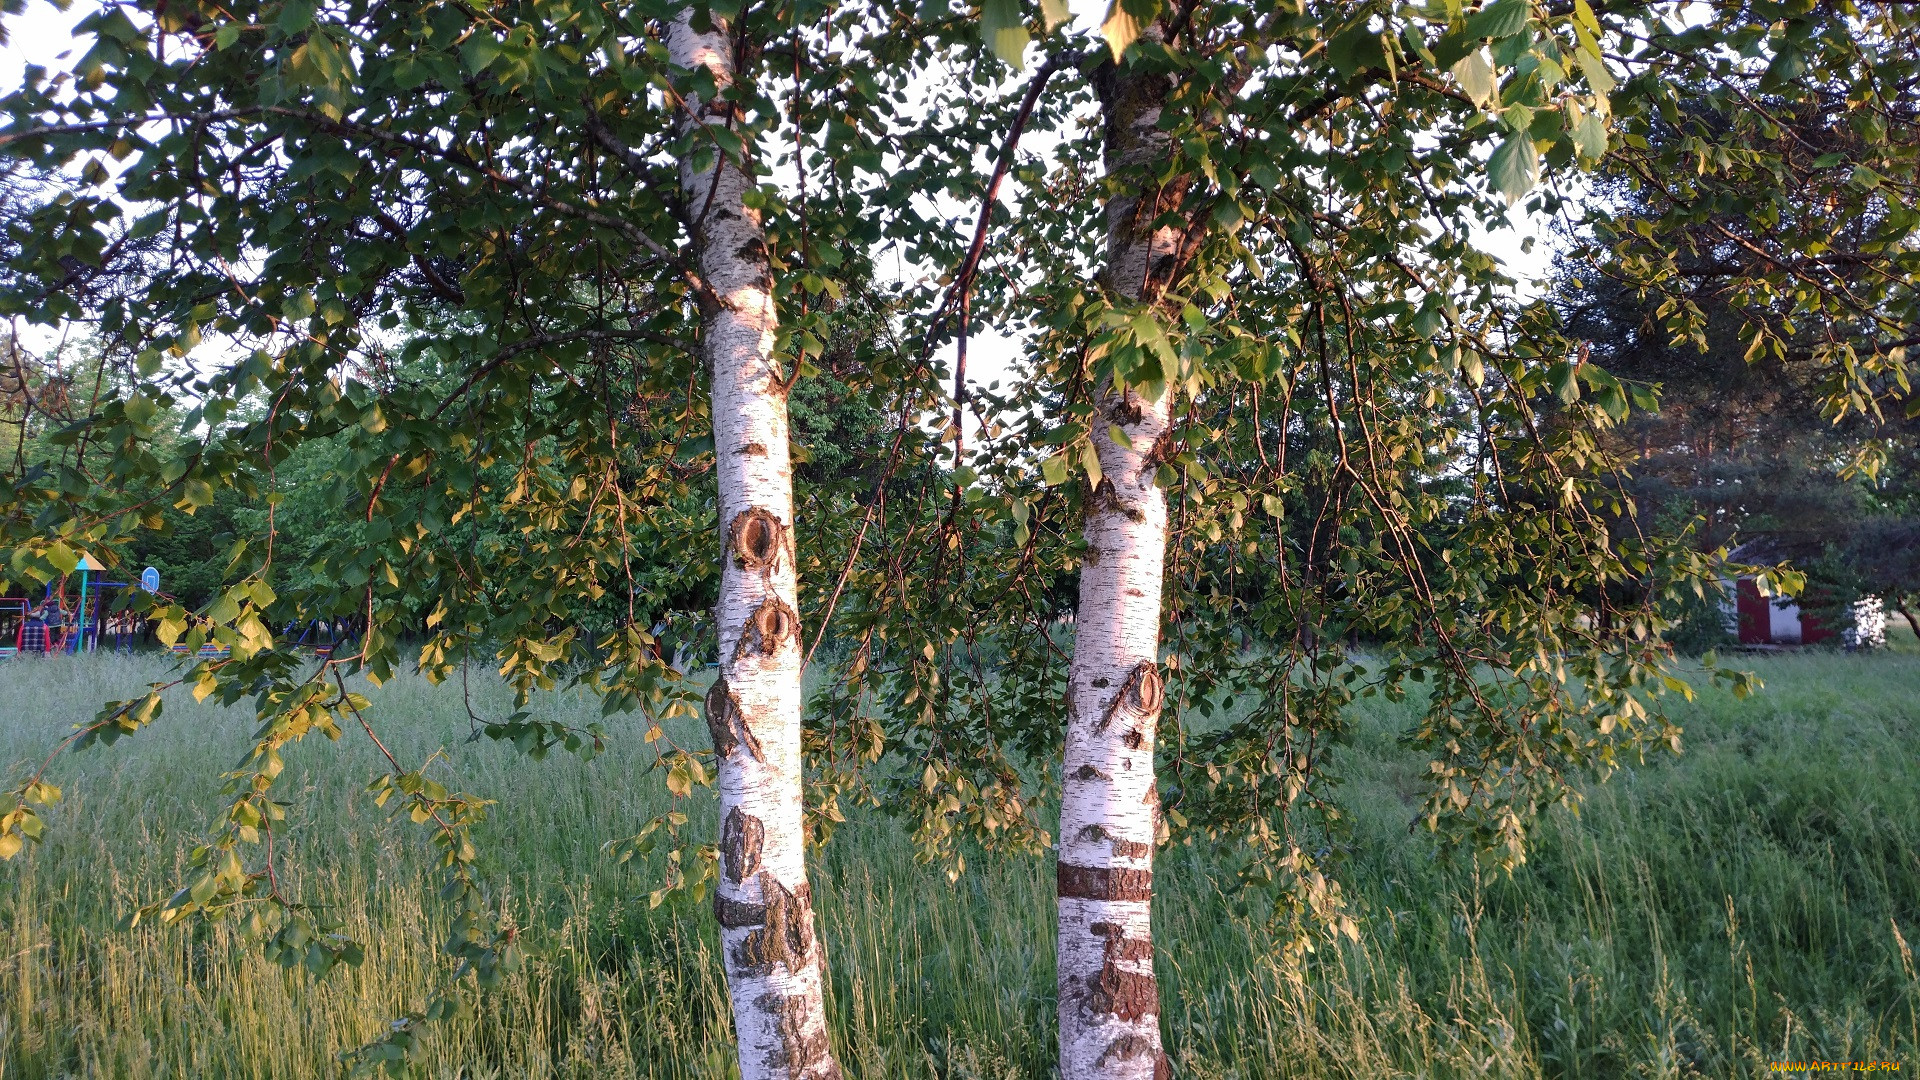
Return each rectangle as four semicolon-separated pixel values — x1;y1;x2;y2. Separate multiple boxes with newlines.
1099;661;1164;732
758;990;840;1078
732;872;816;975
705;678;763;761
721;806;764;884
733;596;798;661
1091;473;1145;524
729;507;785;573
1096;1033;1158;1068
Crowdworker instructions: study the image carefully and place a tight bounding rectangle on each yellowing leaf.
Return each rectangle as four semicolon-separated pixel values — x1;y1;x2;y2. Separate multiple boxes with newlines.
1572;0;1602;38
1450;49;1496;108
1101;1;1144;61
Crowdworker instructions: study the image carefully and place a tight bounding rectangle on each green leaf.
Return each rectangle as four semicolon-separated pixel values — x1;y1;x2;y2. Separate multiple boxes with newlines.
1572;109;1608;161
462;33;503;74
1574;41;1614;96
1487;131;1539;203
1041;451;1071;486
1450;50;1496;108
275;0;315;35
1553;362;1581;403
1764;43;1806;86
1080;442;1104;488
1040;0;1070;32
1328;24;1388;75
1466;0;1529;41
980;0;1028;68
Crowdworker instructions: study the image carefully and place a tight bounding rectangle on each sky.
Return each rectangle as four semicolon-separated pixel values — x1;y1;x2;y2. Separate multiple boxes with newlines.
0;0;1557;390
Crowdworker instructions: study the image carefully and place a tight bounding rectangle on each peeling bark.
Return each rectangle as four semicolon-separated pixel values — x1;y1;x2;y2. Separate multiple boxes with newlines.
672;11;840;1079
1058;28;1188;1080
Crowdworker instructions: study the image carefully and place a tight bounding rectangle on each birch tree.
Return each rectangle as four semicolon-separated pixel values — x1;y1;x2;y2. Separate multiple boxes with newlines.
880;2;1915;1070
667;10;840;1076
0;0;936;1071
1053;24;1186;1078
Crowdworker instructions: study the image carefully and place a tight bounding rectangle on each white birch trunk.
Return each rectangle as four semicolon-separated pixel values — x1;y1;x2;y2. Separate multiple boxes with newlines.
670;13;841;1079
1058;43;1184;1080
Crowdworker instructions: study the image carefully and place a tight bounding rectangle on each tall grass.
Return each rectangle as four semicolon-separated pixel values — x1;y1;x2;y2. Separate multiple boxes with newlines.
2;649;1916;1078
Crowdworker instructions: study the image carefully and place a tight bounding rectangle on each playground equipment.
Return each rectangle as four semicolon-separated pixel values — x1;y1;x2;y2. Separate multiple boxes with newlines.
3;556;155;657
287;618;351;659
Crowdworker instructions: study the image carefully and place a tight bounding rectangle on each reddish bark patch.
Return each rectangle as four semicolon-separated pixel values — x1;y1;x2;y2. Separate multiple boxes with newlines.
1089;964;1159;1022
1090;921;1154;962
1057;862;1152;901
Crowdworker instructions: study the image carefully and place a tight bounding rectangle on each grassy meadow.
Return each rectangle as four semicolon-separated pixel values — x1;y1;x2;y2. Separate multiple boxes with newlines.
3;637;1918;1079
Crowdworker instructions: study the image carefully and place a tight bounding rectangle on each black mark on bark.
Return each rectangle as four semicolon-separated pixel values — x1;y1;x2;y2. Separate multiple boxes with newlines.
1079;824;1152;860
1057;862;1152;901
722;807;764;884
734;872;815;975
705;678;763;761
759;991;840;1078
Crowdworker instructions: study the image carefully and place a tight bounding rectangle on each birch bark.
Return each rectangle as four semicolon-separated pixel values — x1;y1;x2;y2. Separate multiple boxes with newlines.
670;12;841;1080
1057;39;1188;1080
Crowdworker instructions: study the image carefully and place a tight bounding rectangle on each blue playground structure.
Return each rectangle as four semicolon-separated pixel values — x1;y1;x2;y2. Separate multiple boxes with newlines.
2;555;153;657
